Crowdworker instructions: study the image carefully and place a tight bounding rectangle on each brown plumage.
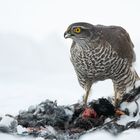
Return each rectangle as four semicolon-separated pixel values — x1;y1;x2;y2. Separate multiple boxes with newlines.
64;22;139;106
96;25;135;64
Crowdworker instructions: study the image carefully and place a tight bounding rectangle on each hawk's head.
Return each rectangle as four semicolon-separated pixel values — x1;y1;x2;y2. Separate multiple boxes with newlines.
64;22;94;41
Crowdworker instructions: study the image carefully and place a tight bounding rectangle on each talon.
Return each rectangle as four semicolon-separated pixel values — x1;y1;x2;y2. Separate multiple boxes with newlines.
113;98;121;108
115;109;126;116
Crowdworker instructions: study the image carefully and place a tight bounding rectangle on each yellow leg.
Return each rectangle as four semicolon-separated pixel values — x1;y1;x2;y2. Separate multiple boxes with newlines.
114;92;122;107
83;81;92;105
113;84;123;107
83;89;91;105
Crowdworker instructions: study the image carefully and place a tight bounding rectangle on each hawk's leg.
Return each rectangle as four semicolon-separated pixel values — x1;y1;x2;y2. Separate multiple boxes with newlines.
83;82;92;105
113;69;140;107
113;84;124;107
114;91;123;107
83;88;91;105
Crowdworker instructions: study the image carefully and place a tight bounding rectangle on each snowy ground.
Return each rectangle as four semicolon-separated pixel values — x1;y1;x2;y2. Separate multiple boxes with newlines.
0;0;140;139
80;129;140;140
1;74;140;140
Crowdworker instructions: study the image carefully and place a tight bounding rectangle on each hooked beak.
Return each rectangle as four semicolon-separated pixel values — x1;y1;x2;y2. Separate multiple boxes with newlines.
64;31;72;39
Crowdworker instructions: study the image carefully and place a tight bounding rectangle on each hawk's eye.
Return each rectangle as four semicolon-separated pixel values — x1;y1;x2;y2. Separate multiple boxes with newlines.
73;27;81;33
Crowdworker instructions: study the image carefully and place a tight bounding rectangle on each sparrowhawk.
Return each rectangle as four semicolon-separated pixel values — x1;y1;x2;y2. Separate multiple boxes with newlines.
64;22;139;106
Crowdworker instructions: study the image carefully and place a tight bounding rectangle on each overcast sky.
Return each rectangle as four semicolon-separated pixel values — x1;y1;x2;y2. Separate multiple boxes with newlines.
0;0;140;74
0;0;140;42
0;0;140;103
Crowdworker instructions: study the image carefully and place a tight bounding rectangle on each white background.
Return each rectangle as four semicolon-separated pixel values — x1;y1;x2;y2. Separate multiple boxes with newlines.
0;0;140;139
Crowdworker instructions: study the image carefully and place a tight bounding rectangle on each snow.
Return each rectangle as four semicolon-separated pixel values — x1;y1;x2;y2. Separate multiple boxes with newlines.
35;138;44;140
17;125;28;135
64;107;74;116
0;0;140;139
31;125;56;137
120;101;138;116
80;129;140;140
117;115;139;126
135;80;140;88
45;126;56;135
0;133;35;140
0;116;16;127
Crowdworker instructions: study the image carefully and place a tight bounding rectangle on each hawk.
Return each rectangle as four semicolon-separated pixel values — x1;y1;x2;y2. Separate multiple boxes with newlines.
64;22;139;106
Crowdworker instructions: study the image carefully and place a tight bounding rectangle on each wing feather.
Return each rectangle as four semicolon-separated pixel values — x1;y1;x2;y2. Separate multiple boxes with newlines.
97;25;135;64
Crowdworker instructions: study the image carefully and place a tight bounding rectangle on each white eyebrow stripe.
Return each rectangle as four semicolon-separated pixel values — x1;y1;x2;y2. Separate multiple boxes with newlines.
72;26;90;29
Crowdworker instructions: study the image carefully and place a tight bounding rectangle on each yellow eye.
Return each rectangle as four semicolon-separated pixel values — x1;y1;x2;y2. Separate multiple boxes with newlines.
74;27;81;33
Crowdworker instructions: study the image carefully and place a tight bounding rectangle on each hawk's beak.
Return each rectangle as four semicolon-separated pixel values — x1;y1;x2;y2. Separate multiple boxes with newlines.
64;31;71;39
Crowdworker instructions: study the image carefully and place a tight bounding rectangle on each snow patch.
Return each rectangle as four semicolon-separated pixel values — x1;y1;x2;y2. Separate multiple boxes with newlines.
0;116;16;127
45;125;56;135
117;115;139;125
64;107;74;116
17;125;28;135
120;101;138;116
35;138;44;140
135;80;140;88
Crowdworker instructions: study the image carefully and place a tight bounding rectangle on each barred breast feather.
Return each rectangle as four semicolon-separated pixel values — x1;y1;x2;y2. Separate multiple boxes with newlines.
70;37;137;93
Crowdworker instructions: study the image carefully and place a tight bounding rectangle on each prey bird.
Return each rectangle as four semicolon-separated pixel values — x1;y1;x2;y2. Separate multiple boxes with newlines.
64;22;139;106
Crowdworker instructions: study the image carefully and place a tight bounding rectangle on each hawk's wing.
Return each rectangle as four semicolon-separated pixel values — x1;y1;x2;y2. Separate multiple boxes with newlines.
98;25;136;65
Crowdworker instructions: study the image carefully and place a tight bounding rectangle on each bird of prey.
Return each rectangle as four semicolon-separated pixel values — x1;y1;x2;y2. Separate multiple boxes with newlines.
64;22;139;106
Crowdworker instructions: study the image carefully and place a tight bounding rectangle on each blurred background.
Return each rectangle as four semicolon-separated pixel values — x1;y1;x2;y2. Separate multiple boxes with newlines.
0;0;140;115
